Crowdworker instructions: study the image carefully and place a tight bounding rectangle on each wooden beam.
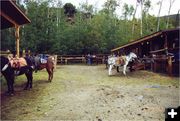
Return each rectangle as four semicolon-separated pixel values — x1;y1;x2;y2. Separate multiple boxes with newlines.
164;33;168;49
153;61;157;72
0;11;21;57
9;0;31;23
15;25;20;57
167;56;173;76
0;11;19;26
149;48;167;54
111;32;162;52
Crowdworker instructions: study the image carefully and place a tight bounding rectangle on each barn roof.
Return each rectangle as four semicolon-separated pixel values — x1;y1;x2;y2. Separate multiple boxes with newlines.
111;28;179;52
0;0;31;29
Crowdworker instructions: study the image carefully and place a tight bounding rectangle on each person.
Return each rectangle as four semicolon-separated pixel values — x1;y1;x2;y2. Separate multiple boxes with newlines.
87;53;91;65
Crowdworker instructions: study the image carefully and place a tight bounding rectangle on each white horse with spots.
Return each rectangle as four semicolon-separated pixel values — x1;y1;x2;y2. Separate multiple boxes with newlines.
108;52;137;75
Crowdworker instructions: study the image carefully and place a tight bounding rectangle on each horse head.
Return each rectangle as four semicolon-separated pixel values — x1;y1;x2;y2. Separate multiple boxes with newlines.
108;56;116;65
129;52;137;61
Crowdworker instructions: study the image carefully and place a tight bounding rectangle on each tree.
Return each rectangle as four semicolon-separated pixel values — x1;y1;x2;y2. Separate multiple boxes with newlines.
102;0;119;17
132;1;138;38
1;0;177;55
122;3;134;40
137;0;143;36
157;0;163;31
80;3;94;19
166;0;175;28
63;3;76;18
143;0;151;33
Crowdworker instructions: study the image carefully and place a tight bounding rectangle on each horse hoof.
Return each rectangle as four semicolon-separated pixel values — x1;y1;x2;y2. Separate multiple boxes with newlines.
10;93;14;96
5;92;10;96
5;92;14;96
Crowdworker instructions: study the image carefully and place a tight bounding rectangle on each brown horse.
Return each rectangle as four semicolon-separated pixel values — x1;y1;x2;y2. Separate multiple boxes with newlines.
34;55;55;82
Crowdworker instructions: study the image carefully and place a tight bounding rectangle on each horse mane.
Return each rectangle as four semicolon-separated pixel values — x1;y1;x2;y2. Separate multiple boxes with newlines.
0;56;9;65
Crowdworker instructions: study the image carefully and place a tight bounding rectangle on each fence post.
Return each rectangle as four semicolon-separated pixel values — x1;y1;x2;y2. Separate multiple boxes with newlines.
61;56;63;64
102;56;105;64
167;56;172;76
54;55;57;70
82;55;84;63
153;60;157;72
65;59;67;64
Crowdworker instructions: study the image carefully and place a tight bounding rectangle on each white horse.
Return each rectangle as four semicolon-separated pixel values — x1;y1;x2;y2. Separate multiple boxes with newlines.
108;52;137;75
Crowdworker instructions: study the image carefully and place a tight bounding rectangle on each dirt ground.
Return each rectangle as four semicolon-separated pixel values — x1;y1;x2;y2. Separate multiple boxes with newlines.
1;65;179;120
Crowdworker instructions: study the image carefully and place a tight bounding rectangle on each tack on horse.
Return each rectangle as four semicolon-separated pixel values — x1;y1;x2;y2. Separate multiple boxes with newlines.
0;56;33;95
107;52;137;75
33;54;55;82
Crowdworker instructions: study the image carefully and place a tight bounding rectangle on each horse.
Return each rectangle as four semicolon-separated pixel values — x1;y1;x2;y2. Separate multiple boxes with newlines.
107;52;137;76
33;55;55;82
0;56;33;95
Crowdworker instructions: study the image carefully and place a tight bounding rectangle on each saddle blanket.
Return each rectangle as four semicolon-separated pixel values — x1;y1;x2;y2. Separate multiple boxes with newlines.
9;57;27;68
40;58;47;64
116;56;126;65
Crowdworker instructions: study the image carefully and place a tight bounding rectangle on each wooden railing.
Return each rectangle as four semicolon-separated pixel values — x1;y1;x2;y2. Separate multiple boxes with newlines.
0;50;11;57
57;54;109;64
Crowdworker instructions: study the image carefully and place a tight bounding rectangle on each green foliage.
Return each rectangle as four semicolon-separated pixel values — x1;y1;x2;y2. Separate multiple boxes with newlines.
63;3;76;17
1;29;15;51
1;0;177;55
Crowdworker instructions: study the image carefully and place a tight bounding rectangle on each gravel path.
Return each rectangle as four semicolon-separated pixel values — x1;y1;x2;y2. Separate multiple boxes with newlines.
1;65;179;120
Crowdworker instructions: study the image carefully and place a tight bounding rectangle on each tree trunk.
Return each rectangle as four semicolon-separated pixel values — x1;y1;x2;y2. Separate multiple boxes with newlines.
166;0;175;29
140;0;143;36
132;1;138;38
157;0;163;31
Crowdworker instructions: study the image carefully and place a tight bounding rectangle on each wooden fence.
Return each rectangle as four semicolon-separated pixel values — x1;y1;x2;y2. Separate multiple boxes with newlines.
57;54;109;64
0;50;11;57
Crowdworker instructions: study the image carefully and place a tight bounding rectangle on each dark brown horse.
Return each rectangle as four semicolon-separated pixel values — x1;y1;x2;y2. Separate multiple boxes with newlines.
0;56;33;95
34;55;54;82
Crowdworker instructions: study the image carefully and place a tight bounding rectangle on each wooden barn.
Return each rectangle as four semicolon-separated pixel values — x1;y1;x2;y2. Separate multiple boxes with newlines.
111;28;179;76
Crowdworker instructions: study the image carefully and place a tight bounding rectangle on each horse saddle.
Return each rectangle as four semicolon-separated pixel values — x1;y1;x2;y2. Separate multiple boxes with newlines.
9;57;27;69
39;55;48;64
40;58;47;64
116;56;126;65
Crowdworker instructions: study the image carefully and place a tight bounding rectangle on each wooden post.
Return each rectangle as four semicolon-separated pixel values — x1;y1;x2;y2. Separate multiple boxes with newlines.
60;56;63;64
164;34;168;56
65;59;67;64
164;34;168;49
149;41;154;71
22;49;25;57
153;60;157;72
54;55;57;70
167;56;172;76
82;55;84;63
15;25;20;57
102;56;105;64
151;59;154;71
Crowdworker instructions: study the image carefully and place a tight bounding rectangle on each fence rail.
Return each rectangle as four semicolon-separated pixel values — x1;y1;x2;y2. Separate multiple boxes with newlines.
57;54;109;64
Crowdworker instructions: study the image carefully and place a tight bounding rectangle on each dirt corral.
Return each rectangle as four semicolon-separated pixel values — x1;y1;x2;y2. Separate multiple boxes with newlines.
1;65;179;120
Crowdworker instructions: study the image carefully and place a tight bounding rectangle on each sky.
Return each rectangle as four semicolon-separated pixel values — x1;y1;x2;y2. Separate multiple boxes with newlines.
60;0;180;18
